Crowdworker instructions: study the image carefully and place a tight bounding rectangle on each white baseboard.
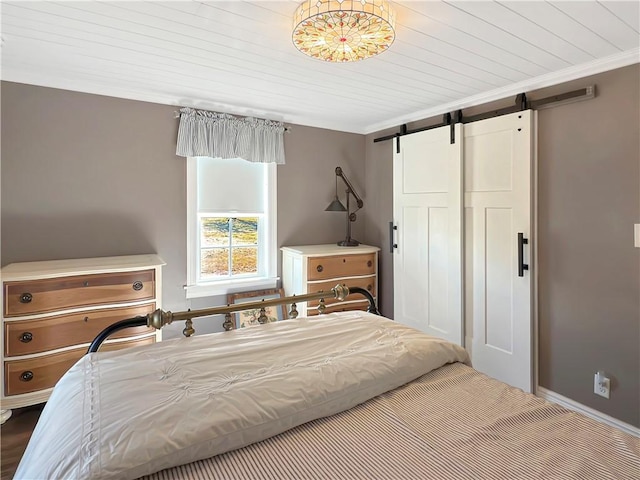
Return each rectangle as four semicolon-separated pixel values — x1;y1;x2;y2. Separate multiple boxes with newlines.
0;409;12;425
536;386;639;437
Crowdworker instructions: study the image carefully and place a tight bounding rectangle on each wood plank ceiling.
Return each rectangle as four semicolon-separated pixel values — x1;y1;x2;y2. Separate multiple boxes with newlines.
1;1;638;134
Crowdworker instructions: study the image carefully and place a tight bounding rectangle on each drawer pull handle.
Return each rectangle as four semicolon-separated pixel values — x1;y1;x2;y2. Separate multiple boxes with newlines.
20;293;33;304
83;281;89;287
316;265;323;273
132;281;143;291
367;260;372;268
367;284;372;291
84;316;89;322
20;371;34;382
19;332;33;343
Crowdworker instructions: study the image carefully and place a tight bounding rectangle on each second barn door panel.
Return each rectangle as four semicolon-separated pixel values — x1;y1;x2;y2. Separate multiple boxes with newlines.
464;110;533;392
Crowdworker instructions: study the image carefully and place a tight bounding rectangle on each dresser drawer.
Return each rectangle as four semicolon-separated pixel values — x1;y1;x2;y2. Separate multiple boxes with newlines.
4;336;156;396
4;270;155;317
307;276;376;307
307;300;370;316
5;303;156;357
307;253;375;281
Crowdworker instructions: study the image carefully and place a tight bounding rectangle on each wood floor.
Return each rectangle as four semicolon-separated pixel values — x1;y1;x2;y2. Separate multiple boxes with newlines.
0;405;43;480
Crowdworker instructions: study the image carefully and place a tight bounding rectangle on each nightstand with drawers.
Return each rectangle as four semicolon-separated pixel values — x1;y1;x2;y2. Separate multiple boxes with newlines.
0;254;164;423
281;244;379;317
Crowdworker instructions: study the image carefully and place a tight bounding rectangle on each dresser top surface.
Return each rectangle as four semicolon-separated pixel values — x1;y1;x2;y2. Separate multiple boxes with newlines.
1;254;165;281
281;244;379;256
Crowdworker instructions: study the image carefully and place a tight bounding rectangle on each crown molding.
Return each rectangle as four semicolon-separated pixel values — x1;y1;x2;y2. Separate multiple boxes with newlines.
364;48;640;135
0;68;364;134
3;47;638;136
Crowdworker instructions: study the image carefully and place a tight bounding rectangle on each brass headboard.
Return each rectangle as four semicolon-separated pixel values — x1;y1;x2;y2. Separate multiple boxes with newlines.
87;285;378;353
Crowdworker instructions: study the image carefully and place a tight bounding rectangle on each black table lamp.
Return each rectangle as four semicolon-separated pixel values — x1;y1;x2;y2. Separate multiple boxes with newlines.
325;166;363;247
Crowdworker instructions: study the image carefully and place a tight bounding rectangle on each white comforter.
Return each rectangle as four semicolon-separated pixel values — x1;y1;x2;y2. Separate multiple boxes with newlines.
15;311;469;480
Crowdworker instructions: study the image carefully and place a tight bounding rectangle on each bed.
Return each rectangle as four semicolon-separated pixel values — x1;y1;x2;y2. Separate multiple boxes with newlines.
14;286;640;479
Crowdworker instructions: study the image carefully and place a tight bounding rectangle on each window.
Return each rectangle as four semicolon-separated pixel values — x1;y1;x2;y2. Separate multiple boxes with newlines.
200;217;259;278
186;157;277;298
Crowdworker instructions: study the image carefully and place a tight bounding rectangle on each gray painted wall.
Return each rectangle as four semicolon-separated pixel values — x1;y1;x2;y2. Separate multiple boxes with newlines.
1;82;365;339
2;64;638;427
536;66;639;427
365;64;640;427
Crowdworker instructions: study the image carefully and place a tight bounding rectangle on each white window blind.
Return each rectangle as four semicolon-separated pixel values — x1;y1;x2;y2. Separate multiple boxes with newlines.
197;157;265;213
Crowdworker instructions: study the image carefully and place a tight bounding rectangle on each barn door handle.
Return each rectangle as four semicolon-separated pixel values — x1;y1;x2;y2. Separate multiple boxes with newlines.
389;222;398;253
518;233;529;277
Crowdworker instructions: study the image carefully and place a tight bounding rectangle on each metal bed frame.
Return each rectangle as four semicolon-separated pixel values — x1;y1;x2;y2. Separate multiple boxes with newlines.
88;285;378;353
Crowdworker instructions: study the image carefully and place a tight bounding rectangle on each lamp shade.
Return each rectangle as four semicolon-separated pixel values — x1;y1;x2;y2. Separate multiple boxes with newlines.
326;197;347;211
292;0;396;63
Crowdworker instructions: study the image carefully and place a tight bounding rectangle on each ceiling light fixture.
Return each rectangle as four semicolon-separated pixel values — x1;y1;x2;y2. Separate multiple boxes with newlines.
292;0;396;63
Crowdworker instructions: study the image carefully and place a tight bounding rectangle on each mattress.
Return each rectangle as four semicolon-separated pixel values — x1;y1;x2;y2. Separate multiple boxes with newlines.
15;311;470;480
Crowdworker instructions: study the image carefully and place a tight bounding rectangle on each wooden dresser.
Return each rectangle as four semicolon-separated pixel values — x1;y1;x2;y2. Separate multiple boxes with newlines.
281;244;379;317
0;254;164;423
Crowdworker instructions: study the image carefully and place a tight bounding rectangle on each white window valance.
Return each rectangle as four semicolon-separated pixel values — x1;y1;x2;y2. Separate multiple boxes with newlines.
176;107;286;164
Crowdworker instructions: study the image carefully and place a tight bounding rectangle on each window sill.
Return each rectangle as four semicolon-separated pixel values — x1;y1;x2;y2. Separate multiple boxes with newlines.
185;277;280;299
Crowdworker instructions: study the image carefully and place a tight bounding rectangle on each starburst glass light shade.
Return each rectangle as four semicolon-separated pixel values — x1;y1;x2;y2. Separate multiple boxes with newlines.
292;0;396;62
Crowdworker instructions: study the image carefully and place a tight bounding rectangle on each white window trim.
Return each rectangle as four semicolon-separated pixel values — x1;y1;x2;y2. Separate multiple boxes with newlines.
185;157;278;298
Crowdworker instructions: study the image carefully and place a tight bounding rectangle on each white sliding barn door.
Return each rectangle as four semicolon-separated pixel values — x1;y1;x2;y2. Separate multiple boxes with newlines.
392;111;534;392
465;110;533;392
392;125;463;345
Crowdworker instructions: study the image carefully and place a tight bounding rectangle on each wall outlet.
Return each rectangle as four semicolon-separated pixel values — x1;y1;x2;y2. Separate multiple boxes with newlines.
594;371;610;399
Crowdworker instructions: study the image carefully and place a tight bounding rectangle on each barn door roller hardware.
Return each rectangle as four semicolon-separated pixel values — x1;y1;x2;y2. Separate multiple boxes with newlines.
457;92;528;125
374;86;594;147
376;111;459;153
